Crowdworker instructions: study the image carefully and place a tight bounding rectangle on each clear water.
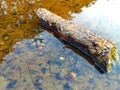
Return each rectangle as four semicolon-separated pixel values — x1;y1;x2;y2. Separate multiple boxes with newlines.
0;0;120;90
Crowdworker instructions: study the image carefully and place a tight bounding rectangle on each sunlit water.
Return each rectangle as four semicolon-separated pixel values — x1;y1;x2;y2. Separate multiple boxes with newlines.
0;0;120;90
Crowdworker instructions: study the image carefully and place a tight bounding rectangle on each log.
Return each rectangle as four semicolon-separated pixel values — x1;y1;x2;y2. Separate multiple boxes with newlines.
37;8;119;72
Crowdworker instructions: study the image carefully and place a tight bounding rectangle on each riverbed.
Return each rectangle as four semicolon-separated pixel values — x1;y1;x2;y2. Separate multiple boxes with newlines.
0;0;120;90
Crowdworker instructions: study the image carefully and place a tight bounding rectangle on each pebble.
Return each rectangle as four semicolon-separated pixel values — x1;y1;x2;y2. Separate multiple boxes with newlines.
29;60;36;65
28;13;33;19
38;63;42;67
36;79;42;83
59;56;65;60
63;83;72;90
36;40;41;46
3;10;8;15
68;72;76;78
37;51;44;56
55;72;65;80
20;15;24;19
11;2;16;6
3;34;9;41
16;42;21;45
40;43;45;46
41;67;47;74
38;45;44;50
15;21;19;26
29;0;35;4
1;1;8;9
20;20;26;24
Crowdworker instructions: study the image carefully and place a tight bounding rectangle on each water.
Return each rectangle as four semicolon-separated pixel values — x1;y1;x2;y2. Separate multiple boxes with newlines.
0;0;120;90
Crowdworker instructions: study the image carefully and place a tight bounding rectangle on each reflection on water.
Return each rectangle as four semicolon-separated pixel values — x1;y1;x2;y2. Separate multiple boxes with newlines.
0;0;95;62
71;0;120;53
1;31;120;90
0;0;120;90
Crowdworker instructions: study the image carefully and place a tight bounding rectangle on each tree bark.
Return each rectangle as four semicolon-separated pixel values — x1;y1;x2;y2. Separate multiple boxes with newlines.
37;8;119;72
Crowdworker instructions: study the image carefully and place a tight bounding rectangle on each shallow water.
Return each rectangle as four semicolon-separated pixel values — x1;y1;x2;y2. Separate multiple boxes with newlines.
0;0;95;61
0;0;120;90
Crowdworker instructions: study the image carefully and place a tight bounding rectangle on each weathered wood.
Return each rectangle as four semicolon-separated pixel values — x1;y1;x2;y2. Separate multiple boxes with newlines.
37;8;119;72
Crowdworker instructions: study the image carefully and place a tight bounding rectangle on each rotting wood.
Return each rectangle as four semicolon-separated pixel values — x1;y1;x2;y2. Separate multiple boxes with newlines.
37;8;119;72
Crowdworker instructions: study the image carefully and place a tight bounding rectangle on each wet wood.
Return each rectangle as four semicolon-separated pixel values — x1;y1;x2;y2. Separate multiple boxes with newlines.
37;8;119;72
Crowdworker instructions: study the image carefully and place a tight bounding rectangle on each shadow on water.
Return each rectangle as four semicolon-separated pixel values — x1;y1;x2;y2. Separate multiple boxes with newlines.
0;0;96;62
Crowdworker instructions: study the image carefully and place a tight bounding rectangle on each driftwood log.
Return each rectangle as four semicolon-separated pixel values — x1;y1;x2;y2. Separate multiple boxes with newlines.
37;8;119;72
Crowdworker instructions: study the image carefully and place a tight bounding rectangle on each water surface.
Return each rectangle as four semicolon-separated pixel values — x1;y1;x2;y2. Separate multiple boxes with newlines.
0;0;120;90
